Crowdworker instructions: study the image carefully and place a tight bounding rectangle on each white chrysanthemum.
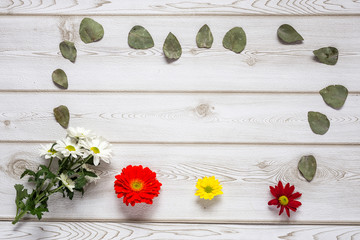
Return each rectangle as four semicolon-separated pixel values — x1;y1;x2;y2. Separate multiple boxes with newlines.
54;137;82;158
82;164;100;183
39;143;61;159
80;137;112;166
57;173;75;192
67;127;95;140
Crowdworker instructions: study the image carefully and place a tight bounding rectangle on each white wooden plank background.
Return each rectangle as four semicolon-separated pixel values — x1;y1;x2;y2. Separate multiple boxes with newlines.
1;0;360;238
1;222;359;240
1;0;360;16
0;16;359;92
1;143;360;223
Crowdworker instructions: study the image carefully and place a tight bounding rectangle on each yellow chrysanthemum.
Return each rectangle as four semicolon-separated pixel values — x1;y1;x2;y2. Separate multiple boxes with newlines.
195;176;223;200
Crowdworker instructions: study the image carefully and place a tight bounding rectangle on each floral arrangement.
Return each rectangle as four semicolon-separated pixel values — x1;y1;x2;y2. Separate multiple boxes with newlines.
268;181;302;217
114;165;162;206
12;127;112;224
195;176;223;200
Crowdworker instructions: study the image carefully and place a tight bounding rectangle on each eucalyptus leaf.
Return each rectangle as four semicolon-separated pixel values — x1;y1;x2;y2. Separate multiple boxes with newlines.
52;69;68;89
277;24;303;43
313;47;338;65
163;32;182;60
196;24;213;48
320;85;348;110
128;25;154;49
222;27;246;54
59;40;77;63
298;155;317;182
308;111;330;135
79;18;104;44
53;105;69;129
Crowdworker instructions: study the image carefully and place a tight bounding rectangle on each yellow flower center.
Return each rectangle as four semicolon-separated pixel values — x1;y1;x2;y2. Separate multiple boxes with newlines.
130;180;144;191
204;186;213;193
278;195;289;206
65;145;75;151
91;147;100;154
47;149;57;154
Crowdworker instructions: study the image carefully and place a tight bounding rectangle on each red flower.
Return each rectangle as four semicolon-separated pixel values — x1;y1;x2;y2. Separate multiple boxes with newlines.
268;181;302;217
114;165;162;206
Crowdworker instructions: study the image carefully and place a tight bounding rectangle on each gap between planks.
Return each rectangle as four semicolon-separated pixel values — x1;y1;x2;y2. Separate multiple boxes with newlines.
0;218;359;226
0;90;359;95
0;140;359;146
2;13;360;17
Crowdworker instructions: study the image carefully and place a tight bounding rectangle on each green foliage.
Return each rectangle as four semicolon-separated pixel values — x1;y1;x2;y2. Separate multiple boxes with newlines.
277;24;303;43
223;27;246;54
53;105;70;129
163;32;182;60
79;18;104;44
128;25;154;49
59;40;77;63
52;69;68;89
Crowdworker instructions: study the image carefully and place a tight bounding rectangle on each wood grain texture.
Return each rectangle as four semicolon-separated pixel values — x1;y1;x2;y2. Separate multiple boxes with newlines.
1;221;360;240
1;143;360;223
0;16;359;92
1;0;360;16
1;92;359;143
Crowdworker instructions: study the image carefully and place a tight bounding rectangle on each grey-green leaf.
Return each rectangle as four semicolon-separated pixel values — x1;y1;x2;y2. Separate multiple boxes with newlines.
308;111;330;135
79;18;104;44
52;69;68;89
128;25;154;49
53;105;69;129
196;24;213;48
277;24;303;43
313;47;338;65
320;85;348;110
59;40;77;63
222;27;246;54
298;155;317;182
163;32;182;60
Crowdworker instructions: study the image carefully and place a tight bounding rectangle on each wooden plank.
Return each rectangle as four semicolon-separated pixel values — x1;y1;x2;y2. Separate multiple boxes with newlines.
0;92;359;143
0;16;360;92
1;221;360;240
1;0;360;16
1;143;360;223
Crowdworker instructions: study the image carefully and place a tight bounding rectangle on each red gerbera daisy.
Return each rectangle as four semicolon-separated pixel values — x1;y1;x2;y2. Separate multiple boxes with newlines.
114;165;162;206
268;181;302;217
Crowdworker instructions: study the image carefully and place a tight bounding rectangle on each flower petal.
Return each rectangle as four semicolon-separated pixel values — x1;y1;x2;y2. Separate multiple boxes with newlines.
285;207;290;217
268;199;279;206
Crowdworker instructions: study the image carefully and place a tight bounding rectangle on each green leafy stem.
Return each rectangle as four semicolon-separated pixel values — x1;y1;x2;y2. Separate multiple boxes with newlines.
13;154;96;224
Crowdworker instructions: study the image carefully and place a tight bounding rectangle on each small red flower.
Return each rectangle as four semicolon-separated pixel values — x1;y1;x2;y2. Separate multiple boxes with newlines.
268;181;302;217
114;165;162;206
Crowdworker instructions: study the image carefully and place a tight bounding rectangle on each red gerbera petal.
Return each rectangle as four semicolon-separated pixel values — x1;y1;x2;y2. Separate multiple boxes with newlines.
268;181;302;217
114;165;162;206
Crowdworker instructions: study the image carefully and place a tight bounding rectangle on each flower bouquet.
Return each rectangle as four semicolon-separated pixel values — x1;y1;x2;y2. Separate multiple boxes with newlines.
12;127;112;224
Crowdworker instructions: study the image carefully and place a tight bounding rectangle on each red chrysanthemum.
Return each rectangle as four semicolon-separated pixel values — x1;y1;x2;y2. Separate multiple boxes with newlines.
114;165;162;206
268;181;302;217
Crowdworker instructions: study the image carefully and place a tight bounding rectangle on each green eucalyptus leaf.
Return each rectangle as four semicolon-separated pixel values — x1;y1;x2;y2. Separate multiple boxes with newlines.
128;25;154;49
277;24;303;43
52;69;68;89
222;27;246;54
308;111;330;135
79;18;104;44
53;105;70;129
196;24;213;48
298;155;317;182
163;32;182;60
320;85;348;110
59;40;77;63
313;47;338;65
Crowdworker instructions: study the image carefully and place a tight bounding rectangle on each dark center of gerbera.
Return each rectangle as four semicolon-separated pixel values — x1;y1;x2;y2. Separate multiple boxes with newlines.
278;195;289;206
130;180;144;191
204;186;213;193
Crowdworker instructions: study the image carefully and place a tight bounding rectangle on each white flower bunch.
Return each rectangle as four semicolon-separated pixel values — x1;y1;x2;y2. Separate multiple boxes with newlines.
13;127;112;224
